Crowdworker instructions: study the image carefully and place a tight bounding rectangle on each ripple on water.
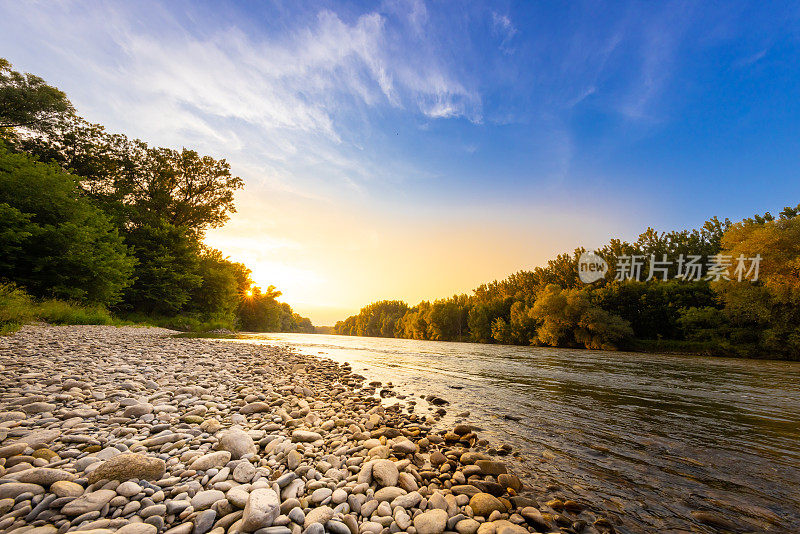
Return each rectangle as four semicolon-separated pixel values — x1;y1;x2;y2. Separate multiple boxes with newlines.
228;333;800;533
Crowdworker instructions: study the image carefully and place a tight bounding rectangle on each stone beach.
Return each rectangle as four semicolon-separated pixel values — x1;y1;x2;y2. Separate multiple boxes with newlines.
0;325;618;534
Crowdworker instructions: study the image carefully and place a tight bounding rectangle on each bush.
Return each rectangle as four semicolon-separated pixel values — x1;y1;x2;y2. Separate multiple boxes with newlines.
36;299;114;325
0;283;35;334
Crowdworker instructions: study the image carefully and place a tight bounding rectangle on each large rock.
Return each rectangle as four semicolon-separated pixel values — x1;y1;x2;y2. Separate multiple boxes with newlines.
218;428;256;460
0;442;27;458
414;509;448;534
241;488;280;531
20;429;60;449
0;482;44;499
469;493;505;517
62;489;117;516
371;459;399;487
88;453;166;484
13;467;76;486
475;460;507;476
191;451;231;471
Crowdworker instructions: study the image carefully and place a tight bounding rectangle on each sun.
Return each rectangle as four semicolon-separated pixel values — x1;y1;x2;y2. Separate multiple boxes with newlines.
245;289;253;298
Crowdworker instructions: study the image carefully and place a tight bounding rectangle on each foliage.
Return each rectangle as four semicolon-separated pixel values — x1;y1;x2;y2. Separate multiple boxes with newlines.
0;58;311;334
337;207;800;359
0;59;73;132
0;146;134;304
0;283;35;334
36;299;114;325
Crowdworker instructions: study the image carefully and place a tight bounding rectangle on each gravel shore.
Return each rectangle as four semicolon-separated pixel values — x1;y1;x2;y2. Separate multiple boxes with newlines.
0;325;615;534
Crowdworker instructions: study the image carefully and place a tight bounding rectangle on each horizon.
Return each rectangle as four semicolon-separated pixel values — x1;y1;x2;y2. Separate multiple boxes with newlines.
2;1;799;324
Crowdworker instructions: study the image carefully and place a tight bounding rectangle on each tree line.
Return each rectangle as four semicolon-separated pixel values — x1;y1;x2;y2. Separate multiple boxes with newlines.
335;209;800;360
0;58;313;332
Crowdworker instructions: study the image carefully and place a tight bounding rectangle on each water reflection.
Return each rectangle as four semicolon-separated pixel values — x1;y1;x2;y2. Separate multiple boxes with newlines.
226;333;800;533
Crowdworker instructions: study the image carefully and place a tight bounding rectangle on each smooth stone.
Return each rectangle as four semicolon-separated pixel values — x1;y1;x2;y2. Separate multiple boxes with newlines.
62;489;117;516
414;509;449;534
191;451;231;472
0;442;28;458
371;460;399;487
51;480;85;497
374;486;406;502
117;524;158;534
302;523;324;534
13;467;76;485
391;491;422;509
303;505;334;528
288;507;305;524
311;488;332;504
191;489;226;510
116;481;142;497
140;503;168;518
456;519;480;534
20;429;61;449
193;509;217;534
219;429;257;460
233;461;256;483
469;493;505;517
0;482;45;499
291;430;323;443
88;453;166;483
227;487;250;508
475;461;507;476
242;488;281;531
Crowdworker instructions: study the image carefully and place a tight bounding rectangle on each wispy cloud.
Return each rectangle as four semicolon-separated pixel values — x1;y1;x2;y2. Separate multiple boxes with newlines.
491;12;518;54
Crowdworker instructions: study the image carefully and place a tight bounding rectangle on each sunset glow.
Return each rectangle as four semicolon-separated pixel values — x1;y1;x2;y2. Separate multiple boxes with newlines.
4;1;798;325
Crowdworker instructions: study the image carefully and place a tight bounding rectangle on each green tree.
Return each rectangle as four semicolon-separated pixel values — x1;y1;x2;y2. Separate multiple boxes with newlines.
0;59;73;133
0;147;133;304
121;221;202;315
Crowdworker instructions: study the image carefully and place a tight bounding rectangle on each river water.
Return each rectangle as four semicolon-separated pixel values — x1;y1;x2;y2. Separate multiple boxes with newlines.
225;333;800;533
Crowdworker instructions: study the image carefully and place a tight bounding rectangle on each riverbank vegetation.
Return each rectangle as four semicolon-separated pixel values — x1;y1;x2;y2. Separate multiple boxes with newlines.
0;58;313;334
336;209;800;360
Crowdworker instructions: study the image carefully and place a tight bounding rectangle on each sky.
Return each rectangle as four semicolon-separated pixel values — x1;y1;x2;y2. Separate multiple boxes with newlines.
2;1;799;324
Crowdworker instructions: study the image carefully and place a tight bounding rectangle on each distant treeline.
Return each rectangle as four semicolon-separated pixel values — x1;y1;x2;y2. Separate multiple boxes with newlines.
336;209;800;360
0;58;312;332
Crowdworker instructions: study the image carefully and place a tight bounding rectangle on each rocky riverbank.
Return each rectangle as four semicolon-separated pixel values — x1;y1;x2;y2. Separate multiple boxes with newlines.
0;325;618;534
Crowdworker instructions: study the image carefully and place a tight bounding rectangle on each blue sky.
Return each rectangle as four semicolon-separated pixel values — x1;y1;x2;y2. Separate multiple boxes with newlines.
1;1;799;323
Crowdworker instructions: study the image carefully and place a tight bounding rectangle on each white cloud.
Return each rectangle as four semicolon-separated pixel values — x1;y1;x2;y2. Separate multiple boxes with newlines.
492;12;518;54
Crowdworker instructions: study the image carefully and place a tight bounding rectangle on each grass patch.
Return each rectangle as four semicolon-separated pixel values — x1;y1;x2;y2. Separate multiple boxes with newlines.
36;299;116;325
0;285;237;334
0;283;36;334
119;313;236;333
171;332;241;339
1;284;120;334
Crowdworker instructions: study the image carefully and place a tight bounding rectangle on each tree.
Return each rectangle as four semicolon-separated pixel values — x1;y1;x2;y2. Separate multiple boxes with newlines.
530;285;632;350
120;221;202;315
187;248;250;321
0;58;73;132
713;207;800;359
0;147;133;304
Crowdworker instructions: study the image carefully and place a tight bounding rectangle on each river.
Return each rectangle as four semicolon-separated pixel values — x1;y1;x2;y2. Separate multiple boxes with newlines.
224;333;800;533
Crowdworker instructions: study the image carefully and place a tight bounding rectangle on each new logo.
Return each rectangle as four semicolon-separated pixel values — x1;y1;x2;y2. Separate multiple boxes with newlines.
578;251;608;283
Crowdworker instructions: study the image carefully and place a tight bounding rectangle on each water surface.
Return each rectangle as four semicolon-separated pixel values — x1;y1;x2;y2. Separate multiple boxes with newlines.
227;333;800;533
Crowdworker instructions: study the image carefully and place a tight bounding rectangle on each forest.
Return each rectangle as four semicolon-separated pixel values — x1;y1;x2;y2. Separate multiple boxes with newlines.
0;58;313;333
335;209;800;360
